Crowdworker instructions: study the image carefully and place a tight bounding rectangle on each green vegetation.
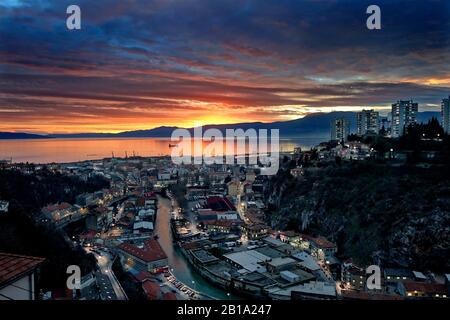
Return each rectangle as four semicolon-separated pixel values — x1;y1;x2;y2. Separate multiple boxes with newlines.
111;258;146;300
0;168;109;292
267;127;450;272
267;162;450;271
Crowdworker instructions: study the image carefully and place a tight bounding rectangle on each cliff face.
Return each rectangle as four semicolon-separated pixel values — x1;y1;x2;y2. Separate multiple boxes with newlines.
265;162;450;272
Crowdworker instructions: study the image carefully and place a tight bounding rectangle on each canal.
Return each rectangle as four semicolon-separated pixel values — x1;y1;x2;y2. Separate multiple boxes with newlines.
154;195;238;300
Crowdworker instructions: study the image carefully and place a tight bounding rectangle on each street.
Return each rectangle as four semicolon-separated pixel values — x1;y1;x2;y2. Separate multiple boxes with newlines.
86;248;128;300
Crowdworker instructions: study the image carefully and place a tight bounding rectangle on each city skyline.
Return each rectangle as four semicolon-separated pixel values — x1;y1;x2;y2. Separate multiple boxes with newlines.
0;0;449;134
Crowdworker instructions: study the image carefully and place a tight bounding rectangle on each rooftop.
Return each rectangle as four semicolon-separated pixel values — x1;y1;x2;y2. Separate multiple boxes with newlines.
403;281;448;294
205;196;236;211
292;252;321;271
42;202;72;213
224;250;271;273
268;257;296;268
262;236;285;248
0;252;45;287
309;236;336;249
163;292;177;300
341;290;403;300
384;268;414;278
291;281;336;297
191;249;220;264
142;280;161;300
118;239;167;263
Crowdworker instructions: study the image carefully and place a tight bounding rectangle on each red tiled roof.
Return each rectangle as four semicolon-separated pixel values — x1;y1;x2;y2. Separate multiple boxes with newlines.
341;290;404;300
206;196;236;211
345;265;364;275
300;234;336;249
203;220;242;227
143;192;156;199
163;292;177;300
142;281;161;300
95;207;108;214
118;239;167;263
42;202;71;213
0;253;45;287
136;197;146;207
403;281;447;294
135;271;153;282
280;230;299;237
180;242;198;250
79;230;97;240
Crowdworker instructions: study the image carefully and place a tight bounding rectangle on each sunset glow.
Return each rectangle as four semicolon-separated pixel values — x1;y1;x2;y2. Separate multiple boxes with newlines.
0;0;449;134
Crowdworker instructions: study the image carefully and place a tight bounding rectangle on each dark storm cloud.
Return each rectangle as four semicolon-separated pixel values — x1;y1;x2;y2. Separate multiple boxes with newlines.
0;0;449;132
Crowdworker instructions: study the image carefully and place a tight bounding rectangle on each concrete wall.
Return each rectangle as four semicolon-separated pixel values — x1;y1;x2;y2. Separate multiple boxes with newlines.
0;273;34;300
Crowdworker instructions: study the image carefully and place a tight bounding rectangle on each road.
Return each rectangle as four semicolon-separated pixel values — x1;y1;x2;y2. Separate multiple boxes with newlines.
87;248;128;300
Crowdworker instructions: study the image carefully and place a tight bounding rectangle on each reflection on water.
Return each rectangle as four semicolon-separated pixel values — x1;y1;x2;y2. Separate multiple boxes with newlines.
0;136;326;164
155;196;236;300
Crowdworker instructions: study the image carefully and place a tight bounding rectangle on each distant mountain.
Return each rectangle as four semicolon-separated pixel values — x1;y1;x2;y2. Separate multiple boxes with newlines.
0;111;441;140
0;132;49;139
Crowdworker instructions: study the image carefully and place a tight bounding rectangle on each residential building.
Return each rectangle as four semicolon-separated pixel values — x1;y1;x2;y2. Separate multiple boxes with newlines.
203;219;242;234
241;223;269;240
400;281;448;299
41;202;73;222
302;235;337;260
279;231;300;244
384;268;414;282
380;116;391;133
289;167;304;178
118;239;168;272
331;118;350;142
356;109;379;135
441;96;450;134
0;253;45;300
227;180;239;197
391;100;418;137
342;262;366;291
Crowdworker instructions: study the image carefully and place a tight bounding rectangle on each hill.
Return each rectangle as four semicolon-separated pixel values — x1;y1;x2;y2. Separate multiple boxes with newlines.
0;111;441;139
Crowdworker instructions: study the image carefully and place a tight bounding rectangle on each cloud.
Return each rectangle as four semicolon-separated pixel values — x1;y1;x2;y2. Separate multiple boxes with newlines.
0;0;449;133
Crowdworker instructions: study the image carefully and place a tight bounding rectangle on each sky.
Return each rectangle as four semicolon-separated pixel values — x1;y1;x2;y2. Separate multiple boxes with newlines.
0;0;449;134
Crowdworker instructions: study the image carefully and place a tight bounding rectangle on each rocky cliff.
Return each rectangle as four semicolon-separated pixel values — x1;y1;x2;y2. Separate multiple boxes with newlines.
265;162;450;272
